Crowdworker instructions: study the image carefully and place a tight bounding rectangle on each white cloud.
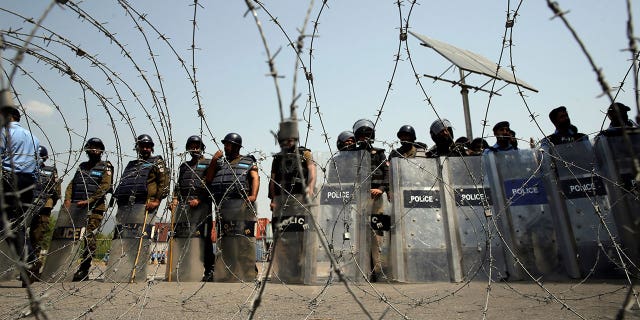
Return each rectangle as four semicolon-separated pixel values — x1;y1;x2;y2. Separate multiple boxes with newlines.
23;100;54;117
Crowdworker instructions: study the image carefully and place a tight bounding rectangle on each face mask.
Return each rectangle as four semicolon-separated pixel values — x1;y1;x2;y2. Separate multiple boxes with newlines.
400;141;413;149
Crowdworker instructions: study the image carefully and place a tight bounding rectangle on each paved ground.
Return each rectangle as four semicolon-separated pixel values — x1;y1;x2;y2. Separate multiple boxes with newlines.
0;264;635;320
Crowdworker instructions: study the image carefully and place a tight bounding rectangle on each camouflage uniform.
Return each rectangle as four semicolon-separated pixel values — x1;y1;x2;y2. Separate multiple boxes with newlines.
29;163;61;275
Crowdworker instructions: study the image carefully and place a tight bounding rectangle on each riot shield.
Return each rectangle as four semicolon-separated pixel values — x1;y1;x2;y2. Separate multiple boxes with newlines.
166;202;210;282
484;149;564;280
315;150;370;283
40;203;89;282
0;238;19;282
440;156;507;281
104;204;151;283
389;157;453;282
270;194;317;284
544;140;622;278
214;199;257;282
594;132;640;270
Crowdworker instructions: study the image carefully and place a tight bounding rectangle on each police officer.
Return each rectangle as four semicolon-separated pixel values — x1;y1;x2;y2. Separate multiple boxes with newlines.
353;119;389;282
111;134;169;281
268;119;317;283
205;133;259;282
28;145;61;279
1;89;40;286
426;119;466;158
388;125;428;159
485;121;518;153
598;102;639;138
169;135;214;281
541;106;587;147
61;138;113;281
336;131;356;151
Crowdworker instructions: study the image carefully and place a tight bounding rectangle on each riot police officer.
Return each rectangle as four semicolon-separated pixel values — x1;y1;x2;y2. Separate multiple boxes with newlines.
28;145;61;279
205;133;259;282
353;119;389;282
426;119;466;158
268;119;317;283
388;125;428;159
336;131;356;151
110;134;169;282
169;135;214;281
59;138;113;281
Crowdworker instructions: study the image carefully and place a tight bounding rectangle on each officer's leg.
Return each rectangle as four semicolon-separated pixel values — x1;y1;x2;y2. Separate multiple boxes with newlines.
28;208;51;278
201;218;214;281
74;211;103;281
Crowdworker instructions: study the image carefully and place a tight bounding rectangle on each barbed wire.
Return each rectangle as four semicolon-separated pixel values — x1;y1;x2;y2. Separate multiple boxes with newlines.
0;0;639;319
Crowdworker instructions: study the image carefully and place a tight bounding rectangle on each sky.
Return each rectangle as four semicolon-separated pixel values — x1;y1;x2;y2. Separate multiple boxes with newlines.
1;0;639;222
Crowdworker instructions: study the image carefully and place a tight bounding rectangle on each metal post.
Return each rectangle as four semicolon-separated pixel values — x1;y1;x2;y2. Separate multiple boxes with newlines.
459;69;473;140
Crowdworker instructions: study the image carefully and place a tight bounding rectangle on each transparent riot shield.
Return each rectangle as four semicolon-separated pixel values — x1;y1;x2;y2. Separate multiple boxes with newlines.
594;132;640;270
0;234;20;282
315;150;370;283
271;194;317;284
440;156;507;281
105;204;151;283
544;140;622;278
214;199;257;282
484;149;564;280
389;157;453;282
40;203;89;282
166;202;210;282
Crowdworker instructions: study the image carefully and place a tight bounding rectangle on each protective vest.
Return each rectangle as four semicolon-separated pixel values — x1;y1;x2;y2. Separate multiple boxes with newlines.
272;147;309;196
177;158;210;200
33;165;57;202
114;156;161;204
71;161;111;201
210;155;254;201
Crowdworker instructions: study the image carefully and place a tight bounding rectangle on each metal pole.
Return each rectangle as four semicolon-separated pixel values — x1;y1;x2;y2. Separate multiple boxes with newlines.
459;69;473;140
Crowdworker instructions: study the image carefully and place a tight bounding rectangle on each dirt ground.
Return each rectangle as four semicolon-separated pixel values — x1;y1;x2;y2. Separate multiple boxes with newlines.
0;264;636;320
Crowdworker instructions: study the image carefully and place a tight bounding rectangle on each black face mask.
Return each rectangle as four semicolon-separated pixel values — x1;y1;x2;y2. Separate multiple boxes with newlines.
87;153;101;162
434;135;453;148
400;141;413;149
189;150;202;159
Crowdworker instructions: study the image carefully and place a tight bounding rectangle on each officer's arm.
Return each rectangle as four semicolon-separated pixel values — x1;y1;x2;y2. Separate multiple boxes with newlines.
88;165;113;204
156;160;170;200
204;150;223;184
268;172;276;200
305;151;316;196
248;166;260;201
379;151;390;193
64;179;73;207
49;169;62;206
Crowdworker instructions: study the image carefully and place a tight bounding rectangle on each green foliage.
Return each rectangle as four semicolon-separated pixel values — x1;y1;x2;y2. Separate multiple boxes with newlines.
94;232;112;260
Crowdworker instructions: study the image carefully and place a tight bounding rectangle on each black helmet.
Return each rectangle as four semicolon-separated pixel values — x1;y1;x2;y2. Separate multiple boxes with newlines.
38;145;48;158
85;137;105;151
352;119;375;140
221;133;242;147
336;131;355;150
136;134;154;147
397;125;416;141
186;135;205;151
